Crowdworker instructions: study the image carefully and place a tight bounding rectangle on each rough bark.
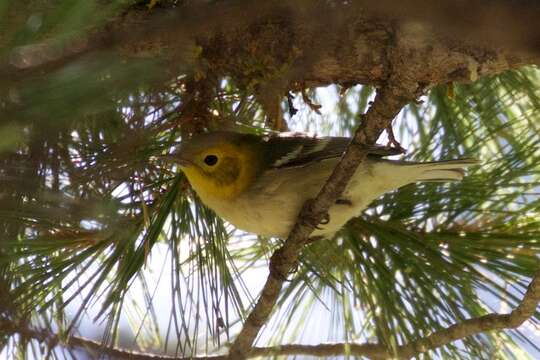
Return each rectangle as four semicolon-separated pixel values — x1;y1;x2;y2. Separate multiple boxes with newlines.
359;0;540;56
4;1;539;93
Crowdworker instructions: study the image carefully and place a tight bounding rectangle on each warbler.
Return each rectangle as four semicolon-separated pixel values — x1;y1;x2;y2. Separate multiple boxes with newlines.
174;131;477;238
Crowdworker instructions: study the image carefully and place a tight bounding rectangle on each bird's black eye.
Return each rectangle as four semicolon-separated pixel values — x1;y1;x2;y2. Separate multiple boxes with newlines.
204;154;218;166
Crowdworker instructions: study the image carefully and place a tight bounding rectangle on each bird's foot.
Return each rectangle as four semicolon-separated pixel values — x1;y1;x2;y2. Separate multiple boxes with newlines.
385;125;406;153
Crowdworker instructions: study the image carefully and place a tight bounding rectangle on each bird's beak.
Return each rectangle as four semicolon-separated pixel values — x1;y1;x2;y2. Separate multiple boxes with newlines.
158;153;192;168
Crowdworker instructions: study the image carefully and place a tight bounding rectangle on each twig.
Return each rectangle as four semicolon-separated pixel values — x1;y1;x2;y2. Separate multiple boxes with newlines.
3;266;539;360
286;91;298;117
226;82;417;359
301;88;322;114
0;319;182;360
395;266;540;359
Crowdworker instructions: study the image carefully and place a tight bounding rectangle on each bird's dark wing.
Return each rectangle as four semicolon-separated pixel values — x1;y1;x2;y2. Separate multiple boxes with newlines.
265;133;403;169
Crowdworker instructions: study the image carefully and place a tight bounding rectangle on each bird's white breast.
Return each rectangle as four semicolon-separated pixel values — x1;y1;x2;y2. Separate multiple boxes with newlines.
201;158;413;238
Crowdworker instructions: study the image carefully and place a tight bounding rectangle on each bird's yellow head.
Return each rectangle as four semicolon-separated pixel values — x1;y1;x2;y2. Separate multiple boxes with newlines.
175;132;263;202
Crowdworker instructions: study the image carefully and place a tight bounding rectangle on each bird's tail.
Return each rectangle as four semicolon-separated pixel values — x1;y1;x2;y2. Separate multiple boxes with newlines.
406;158;479;182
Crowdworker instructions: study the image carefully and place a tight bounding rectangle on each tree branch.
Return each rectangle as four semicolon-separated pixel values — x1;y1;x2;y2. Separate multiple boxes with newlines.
226;74;419;359
395;266;540;359
3;265;539;360
3;1;538;88
0;318;181;360
360;0;540;55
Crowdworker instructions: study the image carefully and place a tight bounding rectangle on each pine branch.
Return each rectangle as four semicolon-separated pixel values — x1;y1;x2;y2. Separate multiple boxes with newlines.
0;319;180;360
2;264;539;360
261;266;540;359
3;1;537;88
226;78;419;359
396;266;540;359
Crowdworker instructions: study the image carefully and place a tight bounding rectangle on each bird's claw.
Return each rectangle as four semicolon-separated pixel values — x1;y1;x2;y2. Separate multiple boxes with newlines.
385;125;406;154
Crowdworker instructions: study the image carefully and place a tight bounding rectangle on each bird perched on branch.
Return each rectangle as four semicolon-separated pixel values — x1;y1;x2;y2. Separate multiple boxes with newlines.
173;131;477;238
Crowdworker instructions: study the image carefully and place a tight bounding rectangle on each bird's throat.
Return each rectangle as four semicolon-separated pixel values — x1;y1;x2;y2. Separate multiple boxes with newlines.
182;164;254;202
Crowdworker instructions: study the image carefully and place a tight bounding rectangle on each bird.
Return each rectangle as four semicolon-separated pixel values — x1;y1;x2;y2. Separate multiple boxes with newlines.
173;131;477;238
